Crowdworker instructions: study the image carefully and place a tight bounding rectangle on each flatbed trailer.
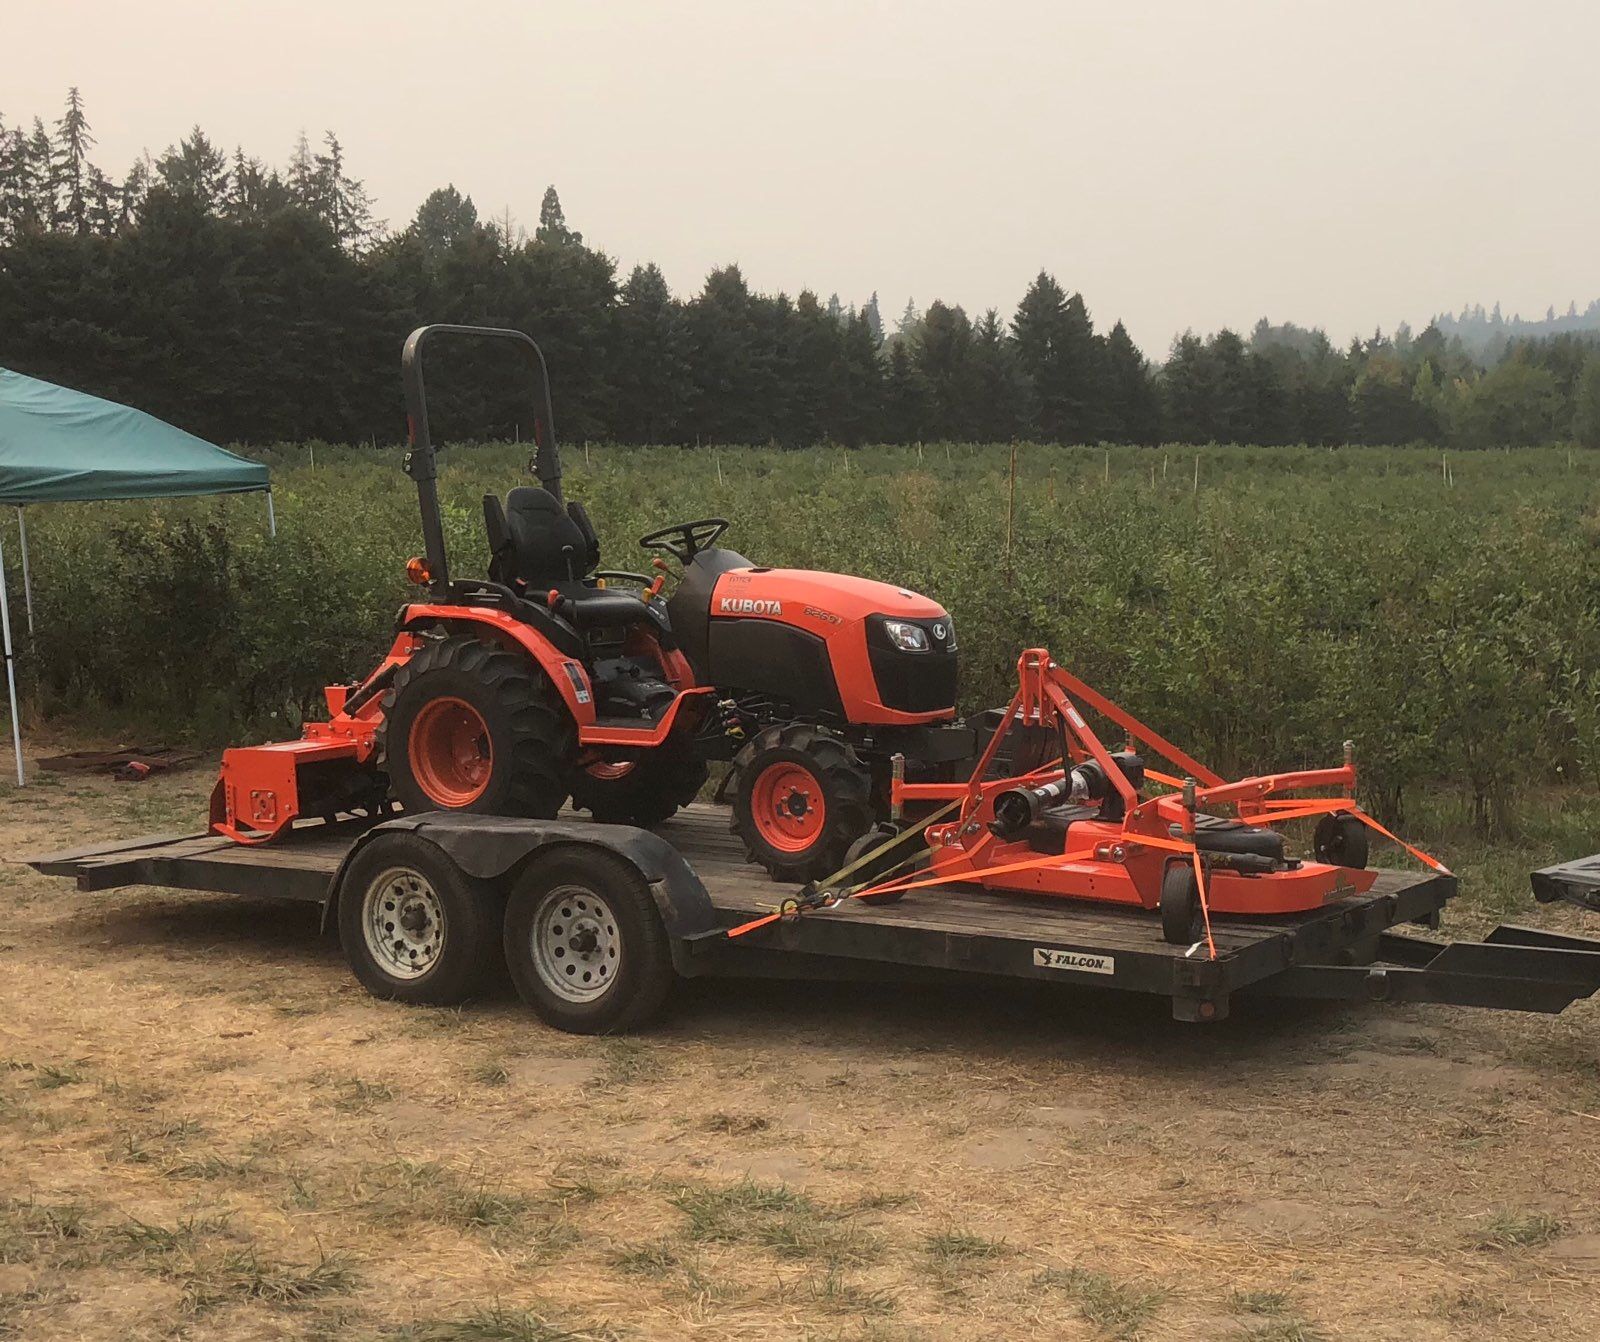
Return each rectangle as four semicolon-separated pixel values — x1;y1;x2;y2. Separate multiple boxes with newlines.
29;804;1600;1031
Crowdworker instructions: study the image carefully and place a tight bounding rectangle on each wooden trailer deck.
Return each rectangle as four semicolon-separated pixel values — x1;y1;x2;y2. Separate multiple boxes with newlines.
31;803;1467;1022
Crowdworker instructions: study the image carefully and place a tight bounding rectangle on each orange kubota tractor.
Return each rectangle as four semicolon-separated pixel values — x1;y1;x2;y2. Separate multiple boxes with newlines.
211;325;972;878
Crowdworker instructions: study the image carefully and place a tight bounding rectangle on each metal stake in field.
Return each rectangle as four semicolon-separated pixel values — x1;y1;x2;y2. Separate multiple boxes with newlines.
0;526;22;786
1005;442;1018;570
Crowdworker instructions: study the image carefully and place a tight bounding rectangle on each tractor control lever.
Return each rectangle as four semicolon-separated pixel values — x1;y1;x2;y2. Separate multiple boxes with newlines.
643;557;670;602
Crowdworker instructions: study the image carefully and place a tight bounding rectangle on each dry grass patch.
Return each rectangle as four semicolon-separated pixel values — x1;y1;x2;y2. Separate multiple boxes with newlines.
1470;1209;1566;1250
1032;1265;1168;1338
385;1301;621;1340
669;1178;881;1268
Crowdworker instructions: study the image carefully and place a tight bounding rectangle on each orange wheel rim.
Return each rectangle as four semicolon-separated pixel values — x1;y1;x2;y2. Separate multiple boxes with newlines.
585;759;635;782
750;761;826;852
408;697;492;807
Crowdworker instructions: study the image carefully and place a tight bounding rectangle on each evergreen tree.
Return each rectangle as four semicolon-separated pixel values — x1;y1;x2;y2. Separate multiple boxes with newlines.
835;311;884;445
969;308;1023;442
882;339;930;444
613;262;688;442
1012;272;1097;441
119;157;150;227
26;119;55;225
1101;320;1160;444
893;296;922;344
286;132;317;202
84;164;120;236
312;132;377;251
862;291;883;345
155;127;229;213
51;86;94;233
1161;332;1214;440
1574;357;1600;450
410;185;481;261
915;300;975;439
536;185;581;245
0;117;32;239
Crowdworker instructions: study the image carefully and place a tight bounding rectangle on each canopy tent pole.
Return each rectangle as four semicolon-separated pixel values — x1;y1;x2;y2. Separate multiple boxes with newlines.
266;490;276;538
0;530;22;786
16;508;34;638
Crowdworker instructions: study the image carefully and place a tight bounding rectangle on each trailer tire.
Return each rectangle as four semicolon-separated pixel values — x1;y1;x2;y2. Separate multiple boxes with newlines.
338;833;502;1005
1160;862;1204;946
502;846;675;1034
1314;812;1370;870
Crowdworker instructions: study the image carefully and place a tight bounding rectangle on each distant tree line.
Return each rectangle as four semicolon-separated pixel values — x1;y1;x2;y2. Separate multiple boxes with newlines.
3;90;1600;450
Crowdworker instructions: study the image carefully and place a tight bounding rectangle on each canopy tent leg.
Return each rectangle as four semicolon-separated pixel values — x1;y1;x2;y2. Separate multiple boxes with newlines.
0;531;22;787
16;507;34;638
266;490;276;538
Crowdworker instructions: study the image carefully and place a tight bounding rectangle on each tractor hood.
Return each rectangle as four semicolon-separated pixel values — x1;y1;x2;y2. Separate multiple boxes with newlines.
709;567;947;627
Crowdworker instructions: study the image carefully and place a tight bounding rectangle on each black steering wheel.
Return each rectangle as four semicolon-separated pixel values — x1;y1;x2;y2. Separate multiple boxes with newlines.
638;518;730;564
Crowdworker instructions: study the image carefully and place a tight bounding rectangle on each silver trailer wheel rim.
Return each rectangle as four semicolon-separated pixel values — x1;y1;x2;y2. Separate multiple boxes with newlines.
530;884;620;1002
362;866;445;980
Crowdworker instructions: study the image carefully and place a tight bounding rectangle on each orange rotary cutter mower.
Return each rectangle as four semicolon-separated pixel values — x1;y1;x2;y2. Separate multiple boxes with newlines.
732;648;1446;953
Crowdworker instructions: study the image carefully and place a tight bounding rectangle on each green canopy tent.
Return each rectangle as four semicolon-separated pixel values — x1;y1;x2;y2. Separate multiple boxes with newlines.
0;367;272;785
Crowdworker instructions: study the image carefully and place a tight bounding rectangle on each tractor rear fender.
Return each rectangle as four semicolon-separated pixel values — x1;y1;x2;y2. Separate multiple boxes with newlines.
400;603;597;727
321;813;721;971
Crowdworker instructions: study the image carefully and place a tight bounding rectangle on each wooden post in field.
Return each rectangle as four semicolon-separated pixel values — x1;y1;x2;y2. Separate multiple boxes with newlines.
1163;453;1168;479
1193;453;1199;493
1103;448;1110;483
1005;443;1018;571
584;440;591;466
715;450;724;487
917;441;924;464
309;442;315;471
1150;463;1156;488
1441;451;1447;485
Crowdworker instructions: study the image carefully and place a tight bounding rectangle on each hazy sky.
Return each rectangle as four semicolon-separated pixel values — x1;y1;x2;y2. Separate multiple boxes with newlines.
5;1;1597;354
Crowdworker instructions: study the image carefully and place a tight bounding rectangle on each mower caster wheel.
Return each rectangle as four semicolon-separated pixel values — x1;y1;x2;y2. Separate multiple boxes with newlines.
503;846;675;1035
1314;812;1369;870
338;833;503;1006
842;823;925;904
1160;862;1204;947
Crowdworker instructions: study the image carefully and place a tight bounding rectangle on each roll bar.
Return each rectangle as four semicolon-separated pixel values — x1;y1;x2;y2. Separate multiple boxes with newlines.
400;324;561;600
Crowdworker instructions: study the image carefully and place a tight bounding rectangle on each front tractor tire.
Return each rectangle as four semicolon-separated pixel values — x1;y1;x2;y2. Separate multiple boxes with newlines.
568;744;709;828
730;725;874;883
377;635;575;818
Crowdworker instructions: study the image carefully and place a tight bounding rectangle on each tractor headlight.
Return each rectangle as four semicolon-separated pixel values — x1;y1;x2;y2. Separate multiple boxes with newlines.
883;619;929;653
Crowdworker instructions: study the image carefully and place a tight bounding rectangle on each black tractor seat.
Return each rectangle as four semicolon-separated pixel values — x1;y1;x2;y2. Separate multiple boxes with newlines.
548;584;657;631
483;485;665;638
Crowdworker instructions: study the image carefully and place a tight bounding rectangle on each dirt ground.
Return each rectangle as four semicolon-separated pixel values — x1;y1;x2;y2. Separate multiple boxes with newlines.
2;739;1598;1342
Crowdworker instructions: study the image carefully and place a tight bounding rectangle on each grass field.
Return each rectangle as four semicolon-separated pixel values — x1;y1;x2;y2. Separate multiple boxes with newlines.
12;438;1600;833
1;751;1598;1341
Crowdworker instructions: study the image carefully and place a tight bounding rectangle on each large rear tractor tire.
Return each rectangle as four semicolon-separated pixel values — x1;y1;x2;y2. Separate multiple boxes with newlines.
730;725;874;883
377;635;575;818
568;744;709;828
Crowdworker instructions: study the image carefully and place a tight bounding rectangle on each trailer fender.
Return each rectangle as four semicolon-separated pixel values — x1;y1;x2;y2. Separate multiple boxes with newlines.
322;814;720;951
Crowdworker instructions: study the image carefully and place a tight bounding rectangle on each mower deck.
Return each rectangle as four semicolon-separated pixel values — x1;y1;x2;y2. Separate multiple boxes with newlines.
38;801;1600;1025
